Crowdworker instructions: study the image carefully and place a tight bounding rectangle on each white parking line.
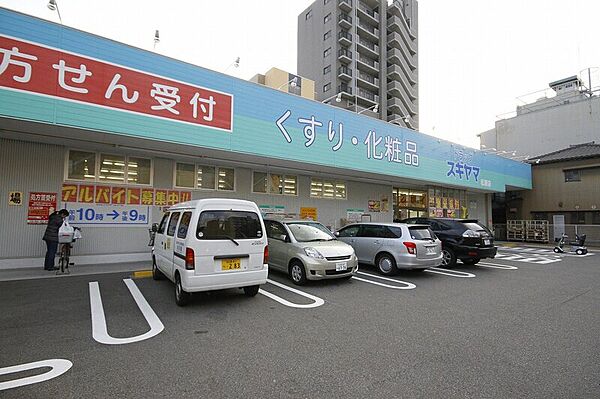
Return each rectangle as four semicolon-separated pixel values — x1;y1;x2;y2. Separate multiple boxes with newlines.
352;271;416;290
0;359;73;391
425;267;476;278
258;278;325;309
89;278;164;345
477;262;518;270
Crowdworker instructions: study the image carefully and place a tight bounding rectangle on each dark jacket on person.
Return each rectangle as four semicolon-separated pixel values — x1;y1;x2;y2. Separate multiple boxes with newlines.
43;212;64;242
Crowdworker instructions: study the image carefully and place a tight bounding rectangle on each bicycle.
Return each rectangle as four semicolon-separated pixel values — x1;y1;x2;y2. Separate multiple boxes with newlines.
57;227;81;274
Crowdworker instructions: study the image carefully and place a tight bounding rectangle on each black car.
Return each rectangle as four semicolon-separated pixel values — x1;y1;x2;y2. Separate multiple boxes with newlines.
402;218;497;267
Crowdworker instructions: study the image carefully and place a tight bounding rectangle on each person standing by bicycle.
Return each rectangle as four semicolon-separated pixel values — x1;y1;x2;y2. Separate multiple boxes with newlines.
42;209;69;271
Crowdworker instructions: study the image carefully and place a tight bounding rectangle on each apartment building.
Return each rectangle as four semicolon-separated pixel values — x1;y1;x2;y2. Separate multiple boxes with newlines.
297;0;419;129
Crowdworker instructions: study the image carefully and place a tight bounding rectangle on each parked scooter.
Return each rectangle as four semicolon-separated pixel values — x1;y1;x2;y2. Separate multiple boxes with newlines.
553;233;588;255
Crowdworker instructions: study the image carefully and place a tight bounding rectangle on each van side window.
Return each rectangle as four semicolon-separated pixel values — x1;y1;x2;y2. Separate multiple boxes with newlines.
197;211;263;240
157;213;169;234
177;212;192;239
167;212;180;237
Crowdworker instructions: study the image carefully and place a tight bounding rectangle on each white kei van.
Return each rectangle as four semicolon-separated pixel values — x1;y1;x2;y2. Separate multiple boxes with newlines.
151;199;268;306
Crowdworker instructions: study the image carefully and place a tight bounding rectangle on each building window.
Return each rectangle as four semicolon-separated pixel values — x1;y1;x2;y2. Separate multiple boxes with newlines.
175;163;234;191
127;157;151;185
310;178;346;199
175;163;195;188
305;10;312;20
253;172;297;195
323;30;331;40
217;167;235;191
197;165;216;189
67;150;151;185
324;0;331;4
67;150;96;181
323;65;331;75
564;169;581;182
323;47;331;58
323;83;331;92
324;13;331;23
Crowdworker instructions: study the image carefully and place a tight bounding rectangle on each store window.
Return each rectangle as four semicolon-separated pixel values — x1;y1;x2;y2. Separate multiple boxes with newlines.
127;157;151;185
67;150;96;181
98;154;125;183
310;178;346;199
252;172;297;195
175;163;233;191
217;167;235;191
197;165;216;189
175;163;195;188
67;150;151;185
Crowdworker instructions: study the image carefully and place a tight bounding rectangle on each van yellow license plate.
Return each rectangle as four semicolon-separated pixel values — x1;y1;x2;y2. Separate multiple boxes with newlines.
221;258;241;270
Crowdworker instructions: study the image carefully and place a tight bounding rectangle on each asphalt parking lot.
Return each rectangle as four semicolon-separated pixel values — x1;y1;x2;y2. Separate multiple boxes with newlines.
1;246;599;398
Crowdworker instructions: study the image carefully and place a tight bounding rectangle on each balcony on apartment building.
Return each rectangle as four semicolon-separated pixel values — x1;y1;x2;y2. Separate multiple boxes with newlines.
338;0;352;13
357;54;379;74
387;14;417;42
356;70;379;91
388;32;416;58
338;30;352;47
356;1;379;25
357;19;379;42
338;13;352;29
338;66;353;81
387;42;416;73
338;48;353;63
356;87;379;105
387;63;416;85
356;36;379;58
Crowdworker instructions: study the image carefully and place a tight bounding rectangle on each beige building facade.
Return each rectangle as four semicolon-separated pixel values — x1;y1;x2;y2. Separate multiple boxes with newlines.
250;67;315;100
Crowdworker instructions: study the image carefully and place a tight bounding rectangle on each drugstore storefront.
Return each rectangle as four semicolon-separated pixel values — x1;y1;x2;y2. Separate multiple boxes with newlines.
0;8;531;267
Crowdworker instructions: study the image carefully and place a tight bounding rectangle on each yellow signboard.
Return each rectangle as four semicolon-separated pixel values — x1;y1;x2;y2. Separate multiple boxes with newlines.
300;207;318;221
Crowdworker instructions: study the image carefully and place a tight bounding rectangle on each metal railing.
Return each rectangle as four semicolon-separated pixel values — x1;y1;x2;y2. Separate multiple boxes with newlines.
357;37;378;52
357;55;378;69
493;223;600;246
357;2;378;20
338;13;352;24
338;30;352;41
338;84;353;94
356;87;378;101
338;66;353;76
338;48;353;59
357;71;378;85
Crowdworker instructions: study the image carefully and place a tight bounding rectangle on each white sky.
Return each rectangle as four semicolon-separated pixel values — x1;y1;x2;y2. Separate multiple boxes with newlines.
2;0;600;149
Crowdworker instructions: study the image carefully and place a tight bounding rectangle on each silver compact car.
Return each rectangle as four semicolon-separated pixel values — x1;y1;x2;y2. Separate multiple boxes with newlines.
335;222;442;275
264;219;358;285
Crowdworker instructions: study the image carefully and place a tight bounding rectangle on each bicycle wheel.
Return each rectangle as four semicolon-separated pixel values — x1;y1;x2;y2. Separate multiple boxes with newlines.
58;245;66;273
65;245;71;273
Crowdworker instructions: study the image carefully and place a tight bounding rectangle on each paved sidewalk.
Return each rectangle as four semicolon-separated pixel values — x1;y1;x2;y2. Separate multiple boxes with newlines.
496;240;598;250
0;261;150;282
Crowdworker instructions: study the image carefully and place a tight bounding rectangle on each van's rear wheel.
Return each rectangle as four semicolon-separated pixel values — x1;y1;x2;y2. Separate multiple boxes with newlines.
243;285;260;297
175;274;190;306
152;258;164;280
